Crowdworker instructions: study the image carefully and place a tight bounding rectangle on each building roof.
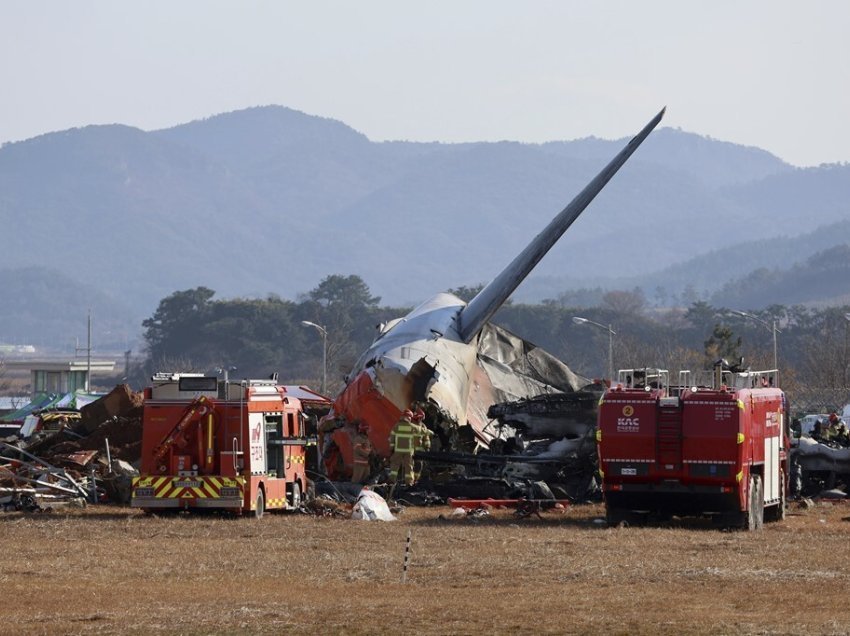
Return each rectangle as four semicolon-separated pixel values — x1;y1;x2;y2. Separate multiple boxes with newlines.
4;359;116;373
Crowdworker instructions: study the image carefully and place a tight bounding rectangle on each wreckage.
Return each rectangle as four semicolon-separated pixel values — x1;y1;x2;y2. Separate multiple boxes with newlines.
417;386;604;500
0;385;144;511
326;108;665;484
792;431;850;498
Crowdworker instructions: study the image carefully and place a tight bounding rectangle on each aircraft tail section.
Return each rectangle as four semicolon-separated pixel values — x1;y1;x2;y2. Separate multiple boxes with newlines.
458;108;665;344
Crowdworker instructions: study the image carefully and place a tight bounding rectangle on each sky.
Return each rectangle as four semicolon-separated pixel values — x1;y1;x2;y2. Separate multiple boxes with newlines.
1;1;848;167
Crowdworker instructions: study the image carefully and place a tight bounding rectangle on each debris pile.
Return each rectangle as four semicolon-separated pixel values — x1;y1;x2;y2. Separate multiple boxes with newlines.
0;442;89;512
792;413;850;499
417;385;604;502
303;496;352;518
0;385;143;511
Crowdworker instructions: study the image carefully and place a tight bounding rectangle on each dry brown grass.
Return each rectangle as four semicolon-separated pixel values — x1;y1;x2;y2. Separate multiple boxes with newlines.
1;501;850;635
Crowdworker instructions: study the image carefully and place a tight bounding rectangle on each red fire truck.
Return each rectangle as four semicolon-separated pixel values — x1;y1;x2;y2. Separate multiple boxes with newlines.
131;373;329;518
597;365;788;529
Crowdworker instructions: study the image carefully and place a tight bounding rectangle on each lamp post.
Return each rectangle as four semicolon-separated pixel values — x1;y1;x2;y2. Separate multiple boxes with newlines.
301;321;328;394
730;309;781;373
572;316;616;382
75;310;93;392
843;312;850;387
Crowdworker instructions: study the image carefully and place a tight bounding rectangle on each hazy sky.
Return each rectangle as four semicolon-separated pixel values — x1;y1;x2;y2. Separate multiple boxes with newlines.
2;1;848;166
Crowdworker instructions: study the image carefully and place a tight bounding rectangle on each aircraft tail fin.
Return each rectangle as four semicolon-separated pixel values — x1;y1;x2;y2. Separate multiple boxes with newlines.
458;108;665;343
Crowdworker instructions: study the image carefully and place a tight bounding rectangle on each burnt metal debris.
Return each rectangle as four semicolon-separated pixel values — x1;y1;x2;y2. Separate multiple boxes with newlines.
312;386;605;506
0;385;143;512
792;437;850;499
412;385;605;503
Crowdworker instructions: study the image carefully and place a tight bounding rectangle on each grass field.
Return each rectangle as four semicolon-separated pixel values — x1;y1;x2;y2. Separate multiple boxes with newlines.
1;500;849;635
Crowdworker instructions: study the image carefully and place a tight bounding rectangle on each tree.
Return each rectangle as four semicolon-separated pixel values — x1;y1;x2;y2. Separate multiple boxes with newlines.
446;284;484;302
602;289;647;316
703;324;742;368
307;274;380;308
199;297;299;378
684;301;716;332
142;287;215;360
797;307;850;389
300;275;386;392
653;286;668;308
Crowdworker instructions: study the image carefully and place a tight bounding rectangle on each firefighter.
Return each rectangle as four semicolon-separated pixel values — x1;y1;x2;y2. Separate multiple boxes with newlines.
318;416;342;456
351;422;373;484
410;408;432;483
413;409;431;449
388;410;416;486
826;412;849;445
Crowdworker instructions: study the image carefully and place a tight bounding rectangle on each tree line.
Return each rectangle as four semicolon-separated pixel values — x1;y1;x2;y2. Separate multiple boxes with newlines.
132;276;850;413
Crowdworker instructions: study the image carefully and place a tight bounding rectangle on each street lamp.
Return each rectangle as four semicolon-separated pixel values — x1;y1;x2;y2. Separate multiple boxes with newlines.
572;316;616;382
301;321;328;394
730;309;781;373
843;313;850;387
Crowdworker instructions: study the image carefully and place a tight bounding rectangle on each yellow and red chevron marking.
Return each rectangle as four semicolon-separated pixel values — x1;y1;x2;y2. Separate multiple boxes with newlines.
133;475;244;499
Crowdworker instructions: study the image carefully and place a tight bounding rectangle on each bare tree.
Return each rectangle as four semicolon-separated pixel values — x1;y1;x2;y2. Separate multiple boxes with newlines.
615;335;702;380
602;289;647;316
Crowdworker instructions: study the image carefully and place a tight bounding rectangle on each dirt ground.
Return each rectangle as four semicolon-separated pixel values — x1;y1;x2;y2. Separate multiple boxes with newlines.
2;500;850;635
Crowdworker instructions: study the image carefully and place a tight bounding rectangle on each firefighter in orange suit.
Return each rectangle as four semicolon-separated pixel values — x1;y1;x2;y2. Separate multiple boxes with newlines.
388;410;416;486
351;422;373;484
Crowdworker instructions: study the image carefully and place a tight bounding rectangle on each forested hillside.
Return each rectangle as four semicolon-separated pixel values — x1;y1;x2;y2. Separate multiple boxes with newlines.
1;105;847;349
125;277;850;411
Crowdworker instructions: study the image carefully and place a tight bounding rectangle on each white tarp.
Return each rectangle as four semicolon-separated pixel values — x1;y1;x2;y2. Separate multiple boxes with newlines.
351;488;396;521
20;415;39;438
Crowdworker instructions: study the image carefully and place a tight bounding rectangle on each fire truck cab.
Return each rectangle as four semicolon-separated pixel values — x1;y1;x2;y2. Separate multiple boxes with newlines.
131;373;323;518
597;365;788;529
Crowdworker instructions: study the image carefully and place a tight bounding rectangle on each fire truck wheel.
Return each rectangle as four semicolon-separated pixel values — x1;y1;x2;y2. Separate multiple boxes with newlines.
606;506;637;527
254;489;265;520
290;482;302;509
746;475;764;531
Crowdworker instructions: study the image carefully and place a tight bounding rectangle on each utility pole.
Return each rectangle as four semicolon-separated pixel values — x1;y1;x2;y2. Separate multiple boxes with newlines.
730;309;781;380
75;310;92;392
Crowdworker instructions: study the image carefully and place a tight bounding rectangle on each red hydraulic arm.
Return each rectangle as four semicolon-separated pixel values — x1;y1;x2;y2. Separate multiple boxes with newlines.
151;396;215;470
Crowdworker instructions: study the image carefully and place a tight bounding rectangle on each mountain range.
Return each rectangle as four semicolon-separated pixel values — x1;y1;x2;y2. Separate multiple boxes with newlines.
0;105;847;350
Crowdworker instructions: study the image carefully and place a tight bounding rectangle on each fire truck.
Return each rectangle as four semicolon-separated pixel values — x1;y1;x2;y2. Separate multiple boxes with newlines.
131;373;329;518
597;364;788;529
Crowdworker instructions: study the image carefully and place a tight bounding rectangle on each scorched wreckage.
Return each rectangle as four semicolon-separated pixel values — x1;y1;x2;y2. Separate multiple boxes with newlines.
325;109;666;490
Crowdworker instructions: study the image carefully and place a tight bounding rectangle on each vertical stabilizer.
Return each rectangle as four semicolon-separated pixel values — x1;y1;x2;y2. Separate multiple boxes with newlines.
458;108;665;343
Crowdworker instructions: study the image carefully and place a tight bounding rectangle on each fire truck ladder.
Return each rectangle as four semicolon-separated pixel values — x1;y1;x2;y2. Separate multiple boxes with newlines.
656;397;683;470
151;395;214;469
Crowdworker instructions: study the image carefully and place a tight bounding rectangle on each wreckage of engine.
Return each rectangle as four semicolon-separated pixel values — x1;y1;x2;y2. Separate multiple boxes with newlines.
417;385;605;501
792;432;850;499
